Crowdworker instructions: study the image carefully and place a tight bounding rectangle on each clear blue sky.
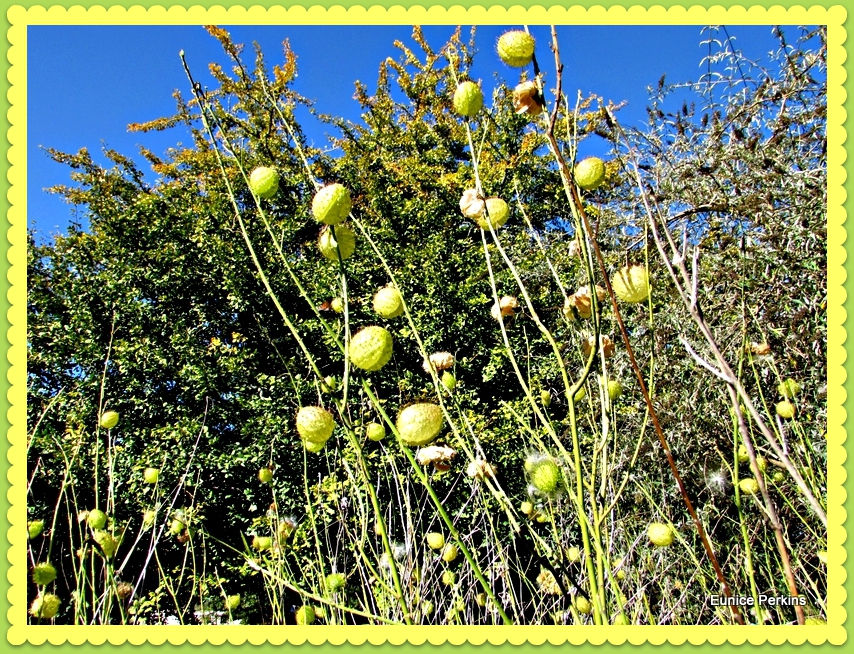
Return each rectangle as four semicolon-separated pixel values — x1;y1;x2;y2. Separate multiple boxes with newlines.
28;24;789;243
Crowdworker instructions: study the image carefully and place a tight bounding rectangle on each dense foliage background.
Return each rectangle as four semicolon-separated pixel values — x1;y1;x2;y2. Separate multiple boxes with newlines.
27;25;827;626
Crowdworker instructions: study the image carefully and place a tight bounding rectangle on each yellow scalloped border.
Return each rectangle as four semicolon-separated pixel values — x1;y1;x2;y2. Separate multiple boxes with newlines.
6;3;846;646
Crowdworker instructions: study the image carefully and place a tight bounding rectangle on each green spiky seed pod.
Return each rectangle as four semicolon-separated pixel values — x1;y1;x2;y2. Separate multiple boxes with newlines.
87;509;108;530
304;440;326;453
612;613;630;625
772;471;785;483
647;522;674;547
497;30;535;67
778;378;802;399
99;410;120;429
438;372;455;393
575;595;593;615
326;572;346;593
312;183;351;225
611;265;650;303
442;570;457;586
776;400;795;419
737;444;749;463
116;581;133;599
330;297;344;313
573;386;587;403
574;157;606;191
426;532;445;550
226;594;241;611
321;376;337;392
475;197;510;230
169;518;185;536
32;562;57;586
30;593;61;619
142;510;156;530
349;326;393;371
296;406;335;445
318;224;356;261
756;457;768;473
252;535;273;551
530;459;561;494
738;478;760;495
296;605;316;625
28;520;45;539
94;530;119;558
249;166;279;199
476;592;487;607
520;501;534;516
396;403;444;447
143;467;160;484
258;467;273;483
566;546;581;563
365;422;386;442
540;390;552;406
607;380;623;400
452;81;483;118
373;285;404;319
441;543;459;563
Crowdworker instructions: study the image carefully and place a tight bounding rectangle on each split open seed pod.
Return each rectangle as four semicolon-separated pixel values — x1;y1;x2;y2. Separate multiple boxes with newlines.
512;80;544;116
423;351;454;373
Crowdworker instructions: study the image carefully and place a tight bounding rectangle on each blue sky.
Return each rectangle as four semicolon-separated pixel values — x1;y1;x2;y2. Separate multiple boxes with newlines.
28;24;789;243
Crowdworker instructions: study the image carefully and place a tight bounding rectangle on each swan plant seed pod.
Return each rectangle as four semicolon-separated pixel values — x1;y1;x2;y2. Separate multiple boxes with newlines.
647;522;674;547
312;183;351;225
373;285;404;319
573;157;606;191
497;30;536;67
529;459;561;494
396;403;444;447
365;422;386;442
575;595;593;615
423;351;455;373
326;573;346;592
476;197;510;230
426;532;445;550
318;225;356;261
296;406;335;444
99;411;120;429
349;326;393;371
30;593;61;619
778;378;801;399
776;400;795;419
32;562;57;586
87;509;108;530
738;478;760;495
249;167;279;199
28;520;45;539
611;265;650;303
452;81;483;118
441;371;456;391
512;80;544;115
296;605;316;625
